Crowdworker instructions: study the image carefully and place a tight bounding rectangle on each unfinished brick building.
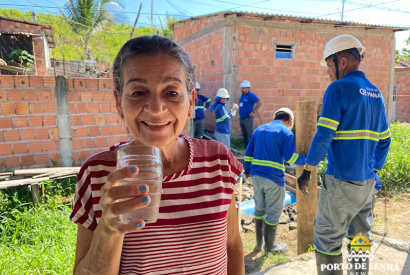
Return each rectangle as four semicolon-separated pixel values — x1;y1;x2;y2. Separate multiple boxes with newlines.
171;11;407;135
0;16;55;76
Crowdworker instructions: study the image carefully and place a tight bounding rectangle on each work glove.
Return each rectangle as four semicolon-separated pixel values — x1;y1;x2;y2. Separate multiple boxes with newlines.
244;172;250;179
297;168;311;195
230;103;238;117
231;103;238;112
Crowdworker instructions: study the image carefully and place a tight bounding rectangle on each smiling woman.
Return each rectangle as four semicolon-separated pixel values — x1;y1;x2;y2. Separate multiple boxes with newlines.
69;35;245;275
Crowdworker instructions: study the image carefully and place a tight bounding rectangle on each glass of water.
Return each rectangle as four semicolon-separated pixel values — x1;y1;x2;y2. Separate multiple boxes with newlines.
117;144;163;223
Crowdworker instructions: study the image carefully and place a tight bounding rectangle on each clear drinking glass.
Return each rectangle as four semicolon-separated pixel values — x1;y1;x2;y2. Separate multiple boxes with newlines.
117;144;163;223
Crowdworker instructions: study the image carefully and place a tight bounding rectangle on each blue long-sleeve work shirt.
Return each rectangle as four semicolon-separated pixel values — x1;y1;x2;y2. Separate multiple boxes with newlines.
194;94;211;120
215;103;232;134
306;70;391;182
245;120;306;186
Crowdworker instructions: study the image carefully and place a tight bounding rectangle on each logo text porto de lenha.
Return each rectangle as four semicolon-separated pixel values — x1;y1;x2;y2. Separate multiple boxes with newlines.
319;233;400;273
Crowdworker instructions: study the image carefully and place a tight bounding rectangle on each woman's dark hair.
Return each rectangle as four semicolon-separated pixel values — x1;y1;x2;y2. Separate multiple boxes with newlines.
274;111;290;122
113;35;195;97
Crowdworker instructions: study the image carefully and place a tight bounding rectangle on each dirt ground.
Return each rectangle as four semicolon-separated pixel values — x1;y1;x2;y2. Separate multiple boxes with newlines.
241;192;410;274
372;192;410;242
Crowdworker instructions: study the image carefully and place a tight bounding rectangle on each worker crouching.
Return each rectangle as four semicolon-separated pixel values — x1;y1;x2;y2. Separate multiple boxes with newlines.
244;108;306;254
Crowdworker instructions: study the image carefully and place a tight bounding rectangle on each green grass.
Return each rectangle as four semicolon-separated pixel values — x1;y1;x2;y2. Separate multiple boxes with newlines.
378;123;410;193
231;136;246;152
0;178;78;275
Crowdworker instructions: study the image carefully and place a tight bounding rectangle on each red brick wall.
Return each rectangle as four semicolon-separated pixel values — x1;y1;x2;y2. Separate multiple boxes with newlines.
0;75;191;169
0;75;59;169
177;30;224;131
174;18;393;135
231;26;392;134
0;19;46;75
67;78;128;164
395;70;410;122
173;16;223;42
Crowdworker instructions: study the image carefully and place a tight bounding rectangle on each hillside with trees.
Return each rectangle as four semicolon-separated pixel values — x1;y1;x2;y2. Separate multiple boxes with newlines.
0;6;174;65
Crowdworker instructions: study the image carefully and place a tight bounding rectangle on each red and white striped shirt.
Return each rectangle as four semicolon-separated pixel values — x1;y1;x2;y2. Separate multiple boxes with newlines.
70;135;243;275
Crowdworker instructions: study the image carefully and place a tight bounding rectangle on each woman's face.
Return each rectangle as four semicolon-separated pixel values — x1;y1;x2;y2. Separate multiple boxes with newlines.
115;53;194;148
219;98;228;104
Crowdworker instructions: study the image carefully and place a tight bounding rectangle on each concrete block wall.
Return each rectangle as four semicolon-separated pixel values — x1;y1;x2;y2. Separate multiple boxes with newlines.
0;75;59;169
0;18;46;75
394;69;410;122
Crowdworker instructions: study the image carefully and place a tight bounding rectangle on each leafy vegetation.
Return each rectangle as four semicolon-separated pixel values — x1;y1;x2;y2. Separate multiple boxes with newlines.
0;7;175;65
7;49;35;68
378;123;410;193
0;178;78;275
60;0;128;60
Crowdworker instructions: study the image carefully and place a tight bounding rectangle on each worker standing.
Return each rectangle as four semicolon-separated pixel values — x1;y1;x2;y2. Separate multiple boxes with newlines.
239;80;262;148
193;82;211;139
210;88;238;149
245;108;306;254
296;34;391;275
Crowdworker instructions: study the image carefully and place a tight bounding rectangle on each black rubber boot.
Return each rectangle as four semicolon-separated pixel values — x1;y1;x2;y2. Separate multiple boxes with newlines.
264;223;287;254
315;251;343;275
254;219;264;252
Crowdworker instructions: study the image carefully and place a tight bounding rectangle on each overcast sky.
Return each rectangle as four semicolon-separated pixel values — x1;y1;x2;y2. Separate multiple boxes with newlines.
3;0;410;51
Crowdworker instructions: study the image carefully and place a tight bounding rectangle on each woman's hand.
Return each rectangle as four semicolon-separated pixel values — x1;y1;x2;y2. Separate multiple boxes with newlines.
99;166;150;234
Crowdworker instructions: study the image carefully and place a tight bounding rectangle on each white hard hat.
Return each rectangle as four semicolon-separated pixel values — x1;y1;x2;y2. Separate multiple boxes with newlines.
240;80;251;88
274;107;294;130
320;34;365;67
216;88;229;98
195;82;201;90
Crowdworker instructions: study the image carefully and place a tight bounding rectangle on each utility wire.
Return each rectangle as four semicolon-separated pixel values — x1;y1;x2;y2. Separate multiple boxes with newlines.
305;0;410;14
315;0;403;17
0;3;182;16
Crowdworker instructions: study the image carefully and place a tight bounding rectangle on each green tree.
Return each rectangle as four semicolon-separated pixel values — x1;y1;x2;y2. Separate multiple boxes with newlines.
60;0;128;60
151;14;177;39
401;36;410;60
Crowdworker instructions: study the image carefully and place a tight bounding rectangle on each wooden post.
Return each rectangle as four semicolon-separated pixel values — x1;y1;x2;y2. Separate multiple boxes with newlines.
237;177;243;233
31;184;41;205
63;55;66;76
295;100;319;255
53;59;56;76
130;3;142;40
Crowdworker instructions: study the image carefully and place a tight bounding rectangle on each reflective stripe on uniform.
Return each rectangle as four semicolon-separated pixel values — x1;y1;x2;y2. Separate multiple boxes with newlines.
244;156;253;162
317;117;340;131
206;99;211;103
287;153;299;165
196;106;204;109
251;159;285;171
333;130;380;141
379;129;391;140
216;114;228;123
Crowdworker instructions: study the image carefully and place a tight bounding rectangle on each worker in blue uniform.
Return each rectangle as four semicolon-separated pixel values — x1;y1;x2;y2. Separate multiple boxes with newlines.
238;80;262;148
210;88;238;149
245;108;306;254
194;82;211;139
297;34;391;275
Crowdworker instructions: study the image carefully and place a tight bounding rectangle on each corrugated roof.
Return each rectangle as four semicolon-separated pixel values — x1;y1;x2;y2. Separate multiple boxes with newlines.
170;10;409;32
0;16;55;48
